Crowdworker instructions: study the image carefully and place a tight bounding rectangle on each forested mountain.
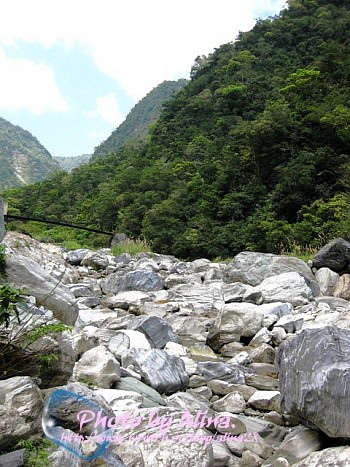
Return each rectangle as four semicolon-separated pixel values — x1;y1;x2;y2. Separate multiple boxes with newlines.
5;0;350;259
91;79;188;160
0;117;59;190
54;154;91;172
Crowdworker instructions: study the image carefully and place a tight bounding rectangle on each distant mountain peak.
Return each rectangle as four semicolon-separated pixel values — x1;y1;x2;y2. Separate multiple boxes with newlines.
92;78;188;160
0;116;59;190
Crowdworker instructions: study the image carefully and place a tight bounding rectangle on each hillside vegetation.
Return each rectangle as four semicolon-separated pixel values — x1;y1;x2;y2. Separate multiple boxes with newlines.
0;117;59;190
91;79;188;160
4;0;350;259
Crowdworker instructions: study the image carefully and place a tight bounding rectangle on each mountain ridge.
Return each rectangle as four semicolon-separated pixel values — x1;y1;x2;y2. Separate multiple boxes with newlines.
0;117;59;191
91;79;188;160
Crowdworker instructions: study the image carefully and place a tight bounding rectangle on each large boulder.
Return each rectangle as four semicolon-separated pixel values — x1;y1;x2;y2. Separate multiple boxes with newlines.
122;349;189;395
4;232;79;284
278;326;350;438
224;251;319;295
72;345;121;388
294;446;350;466
129;316;179;348
246;272;314;306
101;270;165;294
312;238;350;273
0;376;44;449
6;253;78;325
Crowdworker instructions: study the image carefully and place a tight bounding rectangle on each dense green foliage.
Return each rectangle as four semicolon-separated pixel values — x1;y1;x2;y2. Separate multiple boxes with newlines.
0;117;59;190
4;0;350;259
92;79;188;160
54;154;91;172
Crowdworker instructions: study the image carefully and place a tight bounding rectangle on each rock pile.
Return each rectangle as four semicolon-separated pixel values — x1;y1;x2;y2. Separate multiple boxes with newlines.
1;232;350;466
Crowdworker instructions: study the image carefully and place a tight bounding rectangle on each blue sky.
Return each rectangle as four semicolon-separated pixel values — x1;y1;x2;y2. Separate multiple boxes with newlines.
0;0;286;158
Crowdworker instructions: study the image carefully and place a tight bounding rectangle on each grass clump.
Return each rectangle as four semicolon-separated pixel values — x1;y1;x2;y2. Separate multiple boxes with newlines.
111;238;152;257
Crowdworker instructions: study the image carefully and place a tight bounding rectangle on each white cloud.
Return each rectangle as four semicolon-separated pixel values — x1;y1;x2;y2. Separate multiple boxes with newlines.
0;0;287;101
0;48;69;114
85;93;123;126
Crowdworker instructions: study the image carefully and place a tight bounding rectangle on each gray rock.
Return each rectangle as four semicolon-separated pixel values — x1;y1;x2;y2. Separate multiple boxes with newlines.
208;380;257;400
113;377;166;407
65;248;90;265
315;267;339;296
312;237;350;273
207;303;264;351
224;252;319;295
294;446;350;466
75;307;119;329
94;388;143;412
259;302;294;319
212;441;239;466
114;252;132;264
108;330;152;359
167;284;224;313
130;315;179;348
72;345;121;388
212;392;246;414
0;406;31;449
166;391;211;413
6;253;78;325
245;374;279;391
246;272;314;307
223;282;255;303
106;291;150;310
263;428;323;466
0;376;43;431
68;283;93;298
122;348;189;395
274;314;305;334
198;362;246;385
112;407;214;466
248;391;280;412
101;270;165;294
334;273;350;300
249;344;276;364
278;326;350;438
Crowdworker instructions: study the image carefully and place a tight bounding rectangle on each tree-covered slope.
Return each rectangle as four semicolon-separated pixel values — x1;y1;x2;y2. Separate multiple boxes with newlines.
91;79;188;160
0;117;59;191
5;0;350;259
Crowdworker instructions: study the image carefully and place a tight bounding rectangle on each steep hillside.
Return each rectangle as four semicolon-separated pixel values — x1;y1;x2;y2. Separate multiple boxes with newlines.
54;154;91;173
0;117;59;190
92;79;188;160
5;0;350;259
